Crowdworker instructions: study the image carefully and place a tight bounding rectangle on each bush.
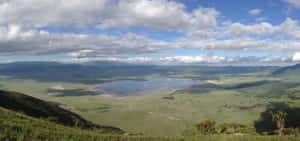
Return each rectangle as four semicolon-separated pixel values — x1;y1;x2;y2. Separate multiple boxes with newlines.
283;128;297;135
261;131;269;136
74;119;84;129
216;123;256;135
195;119;216;135
47;116;58;122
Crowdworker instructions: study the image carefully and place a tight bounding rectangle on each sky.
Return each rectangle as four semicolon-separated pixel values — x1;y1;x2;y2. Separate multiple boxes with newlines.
1;0;300;66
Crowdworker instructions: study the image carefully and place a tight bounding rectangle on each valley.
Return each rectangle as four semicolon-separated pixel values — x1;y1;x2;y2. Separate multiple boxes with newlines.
1;62;299;136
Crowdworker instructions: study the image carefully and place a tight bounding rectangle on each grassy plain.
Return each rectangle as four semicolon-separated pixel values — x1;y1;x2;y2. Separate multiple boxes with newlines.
1;74;296;136
0;63;300;136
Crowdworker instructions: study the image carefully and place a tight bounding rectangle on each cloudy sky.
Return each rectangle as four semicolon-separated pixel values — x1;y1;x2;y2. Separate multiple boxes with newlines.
1;0;300;65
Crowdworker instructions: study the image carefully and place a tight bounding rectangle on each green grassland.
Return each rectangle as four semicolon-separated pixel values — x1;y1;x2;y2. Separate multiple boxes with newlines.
1;62;300;137
1;89;299;141
1;74;296;136
1;107;300;141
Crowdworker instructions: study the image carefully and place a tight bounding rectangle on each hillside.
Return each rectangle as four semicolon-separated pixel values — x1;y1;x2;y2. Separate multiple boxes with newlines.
0;106;116;141
1;106;299;141
272;64;300;79
0;90;123;134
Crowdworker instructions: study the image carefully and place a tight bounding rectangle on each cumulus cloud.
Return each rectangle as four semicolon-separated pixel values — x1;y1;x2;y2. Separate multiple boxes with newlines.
226;22;279;37
160;55;225;64
249;9;262;15
283;0;300;9
0;0;113;27
159;55;298;66
1;0;300;66
199;18;300;39
0;60;15;64
1;17;300;60
174;38;300;52
259;56;291;63
185;17;300;53
68;50;95;57
96;0;219;31
280;18;300;40
0;26;170;56
62;54;300;66
292;52;300;61
0;0;219;32
64;56;153;64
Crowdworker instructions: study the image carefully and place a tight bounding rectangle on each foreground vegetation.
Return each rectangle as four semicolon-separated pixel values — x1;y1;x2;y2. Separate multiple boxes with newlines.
1;107;300;141
0;91;298;140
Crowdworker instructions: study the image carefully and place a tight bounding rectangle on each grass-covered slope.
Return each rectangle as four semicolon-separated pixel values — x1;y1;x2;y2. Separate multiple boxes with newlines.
1;107;300;141
0;90;123;134
272;64;300;80
0;106;114;141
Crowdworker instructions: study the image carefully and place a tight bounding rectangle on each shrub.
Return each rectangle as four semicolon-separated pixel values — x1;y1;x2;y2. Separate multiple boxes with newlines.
74;119;84;129
283;128;297;135
217;123;257;135
47;116;58;122
195;119;216;135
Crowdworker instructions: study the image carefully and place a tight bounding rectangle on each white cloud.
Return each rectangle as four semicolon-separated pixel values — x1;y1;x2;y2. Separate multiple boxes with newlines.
280;18;300;40
0;0;219;32
1;0;300;66
226;22;279;37
259;56;291;62
62;54;300;66
292;52;300;61
2;17;300;59
0;26;171;56
186;17;300;51
249;9;262;15
0;0;113;27
68;50;95;57
64;56;153;64
160;55;225;64
284;0;300;9
191;17;300;40
0;60;15;64
174;38;300;52
7;25;21;39
96;0;219;31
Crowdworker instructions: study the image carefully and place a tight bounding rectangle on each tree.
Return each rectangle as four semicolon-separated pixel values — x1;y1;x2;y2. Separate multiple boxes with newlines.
270;110;288;136
195;119;216;135
74;119;84;129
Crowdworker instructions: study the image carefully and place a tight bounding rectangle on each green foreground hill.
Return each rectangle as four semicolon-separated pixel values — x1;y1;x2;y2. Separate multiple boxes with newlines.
0;90;123;134
1;106;300;141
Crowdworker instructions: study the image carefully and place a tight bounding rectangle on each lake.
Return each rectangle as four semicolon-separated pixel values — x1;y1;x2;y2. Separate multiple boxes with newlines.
97;78;201;96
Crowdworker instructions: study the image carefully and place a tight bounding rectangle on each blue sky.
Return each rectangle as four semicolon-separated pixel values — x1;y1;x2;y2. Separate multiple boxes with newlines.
0;0;300;65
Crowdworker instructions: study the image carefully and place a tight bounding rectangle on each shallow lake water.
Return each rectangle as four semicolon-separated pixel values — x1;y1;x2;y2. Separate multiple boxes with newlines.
97;78;201;96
